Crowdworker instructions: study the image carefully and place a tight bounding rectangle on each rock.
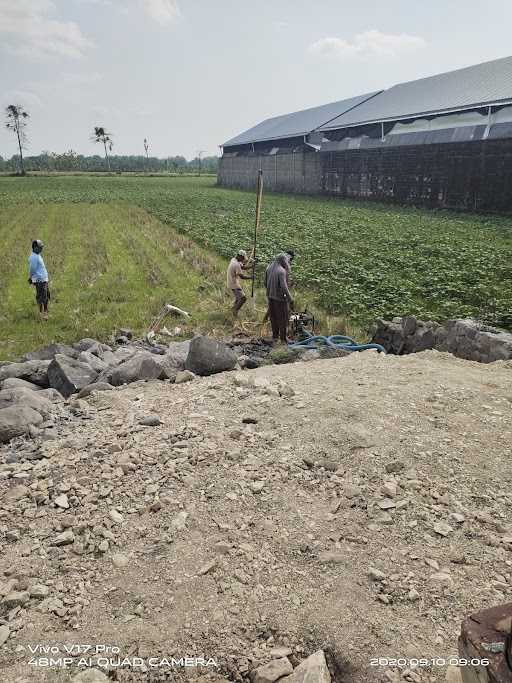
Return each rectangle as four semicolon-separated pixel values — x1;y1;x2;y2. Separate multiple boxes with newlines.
48;354;98;398
3;484;29;502
175;370;196;384
408;589;420;602
0;625;9;646
318;551;345;564
267;347;301;365
77;382;114;398
138;414;162;426
449;513;465;524
78;351;108;373
381;481;397;498
250;481;265;494
434;522;453;537
54;494;69;509
253;657;293;683
2;590;30;607
112;553;129;568
378;499;396;510
1;377;43;392
109;509;124;524
343;484;361;499
39;388;65;402
185;336;238;376
159;340;191;376
51;530;75;546
109;353;163;386
170;511;188;532
197;559;217;575
72;670;110;682
0;387;54;418
73;338;99;352
429;572;453;586
38;597;65;614
30;584;50;599
280;651;331;683
23;343;78;362
117;328;133;340
270;648;293;659
385;460;405;473
368;568;387;581
0;360;50;387
0;406;44;443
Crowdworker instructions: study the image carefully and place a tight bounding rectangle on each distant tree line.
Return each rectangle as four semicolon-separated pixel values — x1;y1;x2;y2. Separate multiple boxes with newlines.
0;151;218;174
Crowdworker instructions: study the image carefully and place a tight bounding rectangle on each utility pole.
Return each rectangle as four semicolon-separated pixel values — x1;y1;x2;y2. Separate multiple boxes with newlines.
144;138;149;173
196;150;206;176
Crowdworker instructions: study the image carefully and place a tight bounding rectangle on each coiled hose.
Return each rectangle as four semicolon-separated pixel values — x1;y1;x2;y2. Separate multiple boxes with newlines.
289;330;386;354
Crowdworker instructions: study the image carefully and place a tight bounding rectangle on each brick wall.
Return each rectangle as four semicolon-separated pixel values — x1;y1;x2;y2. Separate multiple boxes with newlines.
219;139;512;211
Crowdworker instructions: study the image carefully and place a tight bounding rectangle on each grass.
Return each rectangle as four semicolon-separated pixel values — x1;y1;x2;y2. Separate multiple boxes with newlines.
1;175;511;359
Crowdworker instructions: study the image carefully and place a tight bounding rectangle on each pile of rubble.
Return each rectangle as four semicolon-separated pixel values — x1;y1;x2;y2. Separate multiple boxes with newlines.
371;317;512;363
0;334;243;445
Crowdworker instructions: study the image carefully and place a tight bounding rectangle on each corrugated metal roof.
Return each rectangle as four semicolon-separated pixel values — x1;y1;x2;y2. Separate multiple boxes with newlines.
222;92;380;147
319;56;512;131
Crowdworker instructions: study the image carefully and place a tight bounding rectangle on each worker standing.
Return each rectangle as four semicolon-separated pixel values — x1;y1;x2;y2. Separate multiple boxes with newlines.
227;249;253;318
28;239;50;321
262;249;294;325
264;253;294;344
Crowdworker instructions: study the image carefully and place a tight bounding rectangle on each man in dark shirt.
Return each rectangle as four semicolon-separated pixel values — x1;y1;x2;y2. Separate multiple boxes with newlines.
264;253;294;343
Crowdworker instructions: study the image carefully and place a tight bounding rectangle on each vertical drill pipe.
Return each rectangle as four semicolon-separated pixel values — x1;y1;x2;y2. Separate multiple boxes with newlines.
251;169;263;298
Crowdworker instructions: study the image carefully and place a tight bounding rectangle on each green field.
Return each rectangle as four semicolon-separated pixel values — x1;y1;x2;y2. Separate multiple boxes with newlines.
1;175;512;359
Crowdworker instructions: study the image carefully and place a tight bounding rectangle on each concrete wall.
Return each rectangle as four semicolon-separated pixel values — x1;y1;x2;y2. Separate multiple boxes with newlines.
219;139;512;211
218;150;322;194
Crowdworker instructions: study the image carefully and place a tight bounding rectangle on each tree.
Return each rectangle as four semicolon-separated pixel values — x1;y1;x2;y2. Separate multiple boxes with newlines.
5;105;29;175
91;126;113;171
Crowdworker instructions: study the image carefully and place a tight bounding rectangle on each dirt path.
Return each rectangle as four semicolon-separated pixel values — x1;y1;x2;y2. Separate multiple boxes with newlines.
1;350;512;683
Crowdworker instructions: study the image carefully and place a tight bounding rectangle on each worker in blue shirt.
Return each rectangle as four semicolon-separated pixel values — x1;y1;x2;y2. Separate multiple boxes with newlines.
28;239;50;320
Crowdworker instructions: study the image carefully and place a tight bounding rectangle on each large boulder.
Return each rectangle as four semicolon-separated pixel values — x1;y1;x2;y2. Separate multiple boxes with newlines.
158;340;191;378
0;360;50;387
78;351;109;373
0;377;43;392
0;406;44;443
47;354;98;398
185;336;237;376
109;353;163;386
22;343;78;362
281;651;331;683
0;387;54;418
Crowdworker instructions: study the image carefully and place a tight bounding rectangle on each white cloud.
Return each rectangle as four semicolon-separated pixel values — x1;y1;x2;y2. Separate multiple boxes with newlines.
142;0;180;25
308;30;426;61
0;0;94;59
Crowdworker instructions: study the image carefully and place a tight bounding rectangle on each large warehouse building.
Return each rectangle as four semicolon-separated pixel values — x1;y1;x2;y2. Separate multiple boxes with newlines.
218;56;512;211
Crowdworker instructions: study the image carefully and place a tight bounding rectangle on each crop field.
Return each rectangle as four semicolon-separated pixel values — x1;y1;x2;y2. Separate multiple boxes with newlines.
1;175;512;358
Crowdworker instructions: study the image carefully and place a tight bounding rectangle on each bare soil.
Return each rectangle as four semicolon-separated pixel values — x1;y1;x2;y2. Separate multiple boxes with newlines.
1;349;512;683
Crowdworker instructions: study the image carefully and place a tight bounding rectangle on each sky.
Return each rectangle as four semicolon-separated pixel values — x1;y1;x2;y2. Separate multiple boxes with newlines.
1;0;512;160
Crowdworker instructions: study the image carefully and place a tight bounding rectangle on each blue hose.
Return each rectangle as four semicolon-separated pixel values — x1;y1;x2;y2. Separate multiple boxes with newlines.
288;330;386;354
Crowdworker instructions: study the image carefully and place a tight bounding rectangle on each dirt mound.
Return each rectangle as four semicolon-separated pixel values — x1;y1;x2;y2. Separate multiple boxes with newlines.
1;349;511;683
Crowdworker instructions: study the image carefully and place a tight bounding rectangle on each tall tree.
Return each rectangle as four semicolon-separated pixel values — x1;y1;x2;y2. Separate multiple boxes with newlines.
5;105;29;175
92;126;113;171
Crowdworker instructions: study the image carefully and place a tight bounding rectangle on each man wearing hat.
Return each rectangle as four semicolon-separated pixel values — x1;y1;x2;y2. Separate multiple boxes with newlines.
226;249;253;318
28;239;50;320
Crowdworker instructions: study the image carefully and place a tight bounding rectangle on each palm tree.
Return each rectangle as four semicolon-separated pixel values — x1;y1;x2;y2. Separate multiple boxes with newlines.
5;105;29;175
91;126;113;171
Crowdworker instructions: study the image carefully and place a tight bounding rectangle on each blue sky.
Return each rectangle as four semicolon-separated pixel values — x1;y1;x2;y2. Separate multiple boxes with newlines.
1;0;511;159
